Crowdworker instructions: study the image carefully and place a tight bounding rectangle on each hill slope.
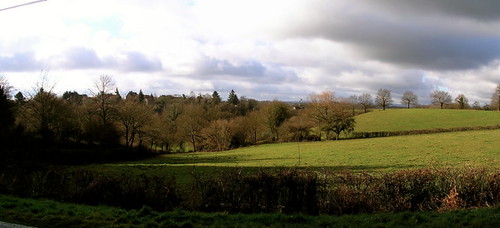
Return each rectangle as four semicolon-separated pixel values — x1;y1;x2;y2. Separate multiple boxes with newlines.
354;109;500;132
106;129;500;174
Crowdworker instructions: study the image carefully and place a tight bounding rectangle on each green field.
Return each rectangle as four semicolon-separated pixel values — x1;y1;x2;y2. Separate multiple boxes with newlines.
82;129;500;187
355;109;500;132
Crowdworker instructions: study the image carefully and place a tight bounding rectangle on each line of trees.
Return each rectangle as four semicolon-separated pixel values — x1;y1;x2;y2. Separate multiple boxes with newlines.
1;75;499;154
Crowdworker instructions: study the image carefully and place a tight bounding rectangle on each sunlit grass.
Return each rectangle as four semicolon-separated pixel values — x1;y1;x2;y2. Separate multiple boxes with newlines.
80;129;500;187
355;109;500;132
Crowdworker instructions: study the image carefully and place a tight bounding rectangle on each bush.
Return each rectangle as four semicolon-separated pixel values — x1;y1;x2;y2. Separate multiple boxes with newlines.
0;166;498;215
185;168;320;214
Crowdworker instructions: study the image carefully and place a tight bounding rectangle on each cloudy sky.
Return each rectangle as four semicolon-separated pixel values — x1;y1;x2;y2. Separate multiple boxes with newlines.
1;0;499;104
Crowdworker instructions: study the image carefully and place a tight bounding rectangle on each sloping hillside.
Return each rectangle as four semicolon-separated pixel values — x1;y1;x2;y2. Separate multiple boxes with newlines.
354;109;500;132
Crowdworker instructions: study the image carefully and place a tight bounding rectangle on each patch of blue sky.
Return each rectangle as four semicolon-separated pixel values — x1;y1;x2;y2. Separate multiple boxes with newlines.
65;15;127;38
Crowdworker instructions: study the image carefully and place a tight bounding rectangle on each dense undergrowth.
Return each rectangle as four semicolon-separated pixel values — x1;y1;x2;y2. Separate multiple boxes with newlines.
1;166;498;215
1;193;499;228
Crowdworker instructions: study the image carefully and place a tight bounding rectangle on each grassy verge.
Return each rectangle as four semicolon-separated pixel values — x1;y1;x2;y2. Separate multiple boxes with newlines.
1;194;498;228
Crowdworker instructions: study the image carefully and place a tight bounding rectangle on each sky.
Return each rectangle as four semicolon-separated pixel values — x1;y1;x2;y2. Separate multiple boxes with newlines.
1;0;499;104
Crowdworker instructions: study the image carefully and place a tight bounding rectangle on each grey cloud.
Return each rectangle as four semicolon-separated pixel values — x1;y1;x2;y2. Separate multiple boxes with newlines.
120;51;163;72
196;56;265;77
194;56;298;83
61;47;162;72
282;1;500;71
367;0;500;21
63;47;113;69
0;52;43;71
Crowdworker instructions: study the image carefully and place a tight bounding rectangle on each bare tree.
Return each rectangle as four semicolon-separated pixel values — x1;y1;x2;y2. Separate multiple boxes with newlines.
375;89;393;110
430;90;452;109
21;76;75;143
348;95;358;116
91;75;117;126
201;119;234;151
455;94;469;109
358;93;373;113
401;91;418;109
493;84;500;111
117;101;152;148
177;104;208;152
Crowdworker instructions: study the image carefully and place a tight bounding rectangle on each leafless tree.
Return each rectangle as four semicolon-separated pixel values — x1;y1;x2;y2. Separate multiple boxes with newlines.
430;90;452;109
492;84;500;111
358;93;373;113
375;89;393;110
91;75;117;126
401;91;418;109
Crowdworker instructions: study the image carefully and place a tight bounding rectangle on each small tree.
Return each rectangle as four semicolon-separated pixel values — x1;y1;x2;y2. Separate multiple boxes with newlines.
375;89;393;110
430;90;452;109
455;94;469;109
401;91;418;109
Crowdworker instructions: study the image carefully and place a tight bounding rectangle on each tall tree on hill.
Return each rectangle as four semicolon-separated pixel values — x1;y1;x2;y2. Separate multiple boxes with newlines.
455;94;469;109
401;91;418;109
430;90;452;109
375;89;393;110
358;93;373;113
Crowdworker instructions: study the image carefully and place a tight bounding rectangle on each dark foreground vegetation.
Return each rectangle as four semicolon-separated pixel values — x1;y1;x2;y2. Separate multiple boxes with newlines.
1;165;498;216
1;194;499;228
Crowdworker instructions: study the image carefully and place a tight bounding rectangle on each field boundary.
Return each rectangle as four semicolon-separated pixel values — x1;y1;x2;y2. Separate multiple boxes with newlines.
349;125;500;139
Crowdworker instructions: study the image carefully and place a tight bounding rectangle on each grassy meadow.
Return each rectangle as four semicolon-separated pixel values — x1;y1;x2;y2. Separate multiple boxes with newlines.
81;129;500;188
354;109;500;132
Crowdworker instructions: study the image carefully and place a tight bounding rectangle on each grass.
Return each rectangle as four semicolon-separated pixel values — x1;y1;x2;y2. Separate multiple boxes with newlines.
1;194;499;228
355;109;500;132
78;129;500;187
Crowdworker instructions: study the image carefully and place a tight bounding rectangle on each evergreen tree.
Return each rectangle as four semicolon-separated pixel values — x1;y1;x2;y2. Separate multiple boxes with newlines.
138;89;145;103
212;91;222;104
14;91;25;104
228;89;239;105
